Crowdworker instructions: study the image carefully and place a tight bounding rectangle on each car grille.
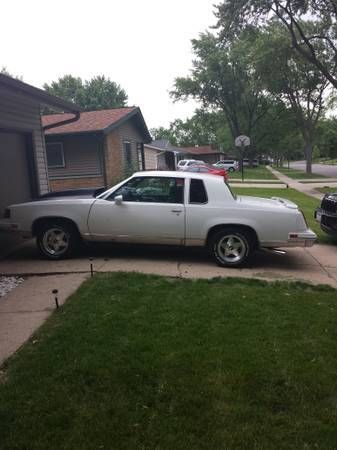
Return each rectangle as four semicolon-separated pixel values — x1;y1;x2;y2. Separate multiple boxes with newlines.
321;193;337;213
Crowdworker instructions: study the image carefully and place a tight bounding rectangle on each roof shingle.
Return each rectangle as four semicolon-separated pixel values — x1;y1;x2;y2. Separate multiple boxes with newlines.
42;107;137;135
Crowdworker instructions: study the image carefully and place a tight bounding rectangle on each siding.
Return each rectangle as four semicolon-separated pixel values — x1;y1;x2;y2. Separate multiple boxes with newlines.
0;85;49;195
144;147;159;169
46;134;103;179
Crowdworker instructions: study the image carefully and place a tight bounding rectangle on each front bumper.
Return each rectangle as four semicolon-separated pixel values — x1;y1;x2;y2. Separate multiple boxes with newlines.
0;220;31;238
315;208;337;236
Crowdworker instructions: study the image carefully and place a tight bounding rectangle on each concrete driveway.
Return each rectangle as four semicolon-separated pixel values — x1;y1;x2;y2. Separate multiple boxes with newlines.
290;160;337;178
1;239;337;288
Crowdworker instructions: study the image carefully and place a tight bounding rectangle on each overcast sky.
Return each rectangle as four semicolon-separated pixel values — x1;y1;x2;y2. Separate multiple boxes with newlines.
1;0;218;129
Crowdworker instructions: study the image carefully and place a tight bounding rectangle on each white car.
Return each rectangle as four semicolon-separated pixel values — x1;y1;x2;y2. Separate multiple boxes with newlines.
0;171;316;267
213;160;239;172
177;159;205;170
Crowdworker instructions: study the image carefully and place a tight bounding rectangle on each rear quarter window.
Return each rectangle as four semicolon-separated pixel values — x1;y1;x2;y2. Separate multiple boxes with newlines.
189;179;208;204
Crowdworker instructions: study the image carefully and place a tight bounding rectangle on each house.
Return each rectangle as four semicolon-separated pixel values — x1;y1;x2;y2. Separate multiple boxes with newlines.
144;141;226;170
0;74;80;216
42;108;151;191
144;139;178;170
177;145;224;164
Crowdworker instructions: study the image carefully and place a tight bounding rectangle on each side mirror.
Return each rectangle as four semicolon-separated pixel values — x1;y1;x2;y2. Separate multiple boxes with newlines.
114;194;123;205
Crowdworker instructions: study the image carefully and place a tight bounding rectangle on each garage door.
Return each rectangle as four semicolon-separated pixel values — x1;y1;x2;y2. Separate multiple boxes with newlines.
0;132;32;216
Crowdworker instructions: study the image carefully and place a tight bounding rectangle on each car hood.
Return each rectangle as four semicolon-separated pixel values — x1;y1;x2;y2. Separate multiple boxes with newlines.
238;195;299;210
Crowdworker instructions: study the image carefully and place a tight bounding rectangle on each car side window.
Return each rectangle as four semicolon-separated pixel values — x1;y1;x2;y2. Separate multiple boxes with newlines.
108;177;184;204
189;179;208;204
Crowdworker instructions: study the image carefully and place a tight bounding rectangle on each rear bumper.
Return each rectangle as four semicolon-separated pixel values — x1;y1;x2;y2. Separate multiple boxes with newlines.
261;229;317;248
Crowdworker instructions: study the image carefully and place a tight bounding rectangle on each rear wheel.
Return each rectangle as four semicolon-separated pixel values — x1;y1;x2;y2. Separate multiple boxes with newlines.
228;167;235;172
209;228;254;267
36;221;79;260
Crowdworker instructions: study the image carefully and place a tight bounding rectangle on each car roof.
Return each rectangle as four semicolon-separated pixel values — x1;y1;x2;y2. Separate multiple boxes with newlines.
132;170;225;183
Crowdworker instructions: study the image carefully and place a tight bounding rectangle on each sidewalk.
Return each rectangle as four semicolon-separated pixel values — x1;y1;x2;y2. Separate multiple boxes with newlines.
267;166;336;200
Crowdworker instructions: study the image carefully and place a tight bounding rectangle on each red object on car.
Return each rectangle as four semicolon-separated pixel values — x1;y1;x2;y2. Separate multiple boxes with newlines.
183;163;228;181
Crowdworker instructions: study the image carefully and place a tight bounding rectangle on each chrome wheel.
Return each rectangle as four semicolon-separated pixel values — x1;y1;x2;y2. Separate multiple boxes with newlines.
217;234;247;264
42;227;69;257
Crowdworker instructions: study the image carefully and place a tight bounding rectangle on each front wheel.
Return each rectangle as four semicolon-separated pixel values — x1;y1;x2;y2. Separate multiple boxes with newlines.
209;228;253;267
36;222;79;260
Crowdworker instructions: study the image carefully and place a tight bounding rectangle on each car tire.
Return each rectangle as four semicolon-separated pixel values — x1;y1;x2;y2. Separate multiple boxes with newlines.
36;221;80;260
228;167;235;172
209;228;254;267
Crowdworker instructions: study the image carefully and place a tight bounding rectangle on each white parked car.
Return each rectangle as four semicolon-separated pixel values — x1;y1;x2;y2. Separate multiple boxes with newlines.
177;159;205;170
213;160;239;172
0;171;316;267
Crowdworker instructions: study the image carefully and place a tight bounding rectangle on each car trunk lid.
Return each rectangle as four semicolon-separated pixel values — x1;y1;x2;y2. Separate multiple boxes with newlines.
238;195;299;209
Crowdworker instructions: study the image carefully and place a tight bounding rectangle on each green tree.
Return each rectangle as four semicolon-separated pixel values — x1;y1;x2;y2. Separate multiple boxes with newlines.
43;75;127;111
253;23;335;172
171;30;287;164
215;0;337;89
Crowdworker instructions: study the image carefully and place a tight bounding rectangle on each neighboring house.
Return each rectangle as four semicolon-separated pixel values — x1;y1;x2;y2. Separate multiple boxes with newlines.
177;145;224;164
42;108;151;191
144;139;178;170
0;74;80;216
144;141;226;169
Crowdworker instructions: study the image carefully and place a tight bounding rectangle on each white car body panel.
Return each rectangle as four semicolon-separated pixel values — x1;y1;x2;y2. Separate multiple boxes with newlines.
0;170;316;250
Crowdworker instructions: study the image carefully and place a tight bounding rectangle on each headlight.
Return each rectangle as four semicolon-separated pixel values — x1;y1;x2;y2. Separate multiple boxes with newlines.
4;208;10;219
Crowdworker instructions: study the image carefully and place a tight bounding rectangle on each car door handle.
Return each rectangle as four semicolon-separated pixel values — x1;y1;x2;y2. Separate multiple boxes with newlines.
171;209;182;213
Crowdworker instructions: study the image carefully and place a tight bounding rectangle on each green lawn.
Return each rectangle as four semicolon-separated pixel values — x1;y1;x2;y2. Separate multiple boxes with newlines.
316;187;337;194
1;273;337;449
318;158;337;165
276;167;328;179
233;187;336;244
229;166;276;180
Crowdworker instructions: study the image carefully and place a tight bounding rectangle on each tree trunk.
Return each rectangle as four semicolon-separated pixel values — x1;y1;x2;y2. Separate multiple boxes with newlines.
304;141;313;174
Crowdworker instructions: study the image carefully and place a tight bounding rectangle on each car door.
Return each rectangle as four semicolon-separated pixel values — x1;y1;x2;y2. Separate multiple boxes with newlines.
88;176;186;244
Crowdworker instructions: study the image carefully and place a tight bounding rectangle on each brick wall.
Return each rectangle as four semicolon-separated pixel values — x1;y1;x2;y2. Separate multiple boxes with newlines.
50;176;105;192
104;132;123;185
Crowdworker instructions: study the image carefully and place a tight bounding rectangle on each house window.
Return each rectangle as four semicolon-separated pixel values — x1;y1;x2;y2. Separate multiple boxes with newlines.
124;141;132;167
137;142;145;170
46;142;65;168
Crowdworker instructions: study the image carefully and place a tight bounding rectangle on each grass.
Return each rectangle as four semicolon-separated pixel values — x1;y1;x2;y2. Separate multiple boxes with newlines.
228;166;277;180
275;167;328;180
1;272;337;449
318;158;337;165
316;187;337;194
233;187;336;244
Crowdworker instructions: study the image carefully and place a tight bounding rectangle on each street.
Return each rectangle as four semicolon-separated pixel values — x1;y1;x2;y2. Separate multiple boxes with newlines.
290;160;337;178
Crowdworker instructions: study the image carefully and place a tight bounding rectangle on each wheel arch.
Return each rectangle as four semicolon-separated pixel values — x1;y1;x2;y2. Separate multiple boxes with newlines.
206;224;259;249
32;216;81;237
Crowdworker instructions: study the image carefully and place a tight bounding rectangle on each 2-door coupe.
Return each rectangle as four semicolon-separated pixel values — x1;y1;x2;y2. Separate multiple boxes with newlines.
0;171;316;267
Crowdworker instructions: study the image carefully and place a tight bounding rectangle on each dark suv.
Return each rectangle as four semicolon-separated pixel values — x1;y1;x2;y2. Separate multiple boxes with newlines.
315;192;337;236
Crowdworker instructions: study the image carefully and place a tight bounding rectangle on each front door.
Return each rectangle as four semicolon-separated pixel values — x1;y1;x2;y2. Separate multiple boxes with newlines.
88;176;185;244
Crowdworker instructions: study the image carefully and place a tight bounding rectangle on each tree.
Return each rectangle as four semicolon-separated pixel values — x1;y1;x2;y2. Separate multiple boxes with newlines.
215;0;337;89
43;75;128;111
253;23;335;172
152;110;231;148
171;30;284;163
1;67;22;80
